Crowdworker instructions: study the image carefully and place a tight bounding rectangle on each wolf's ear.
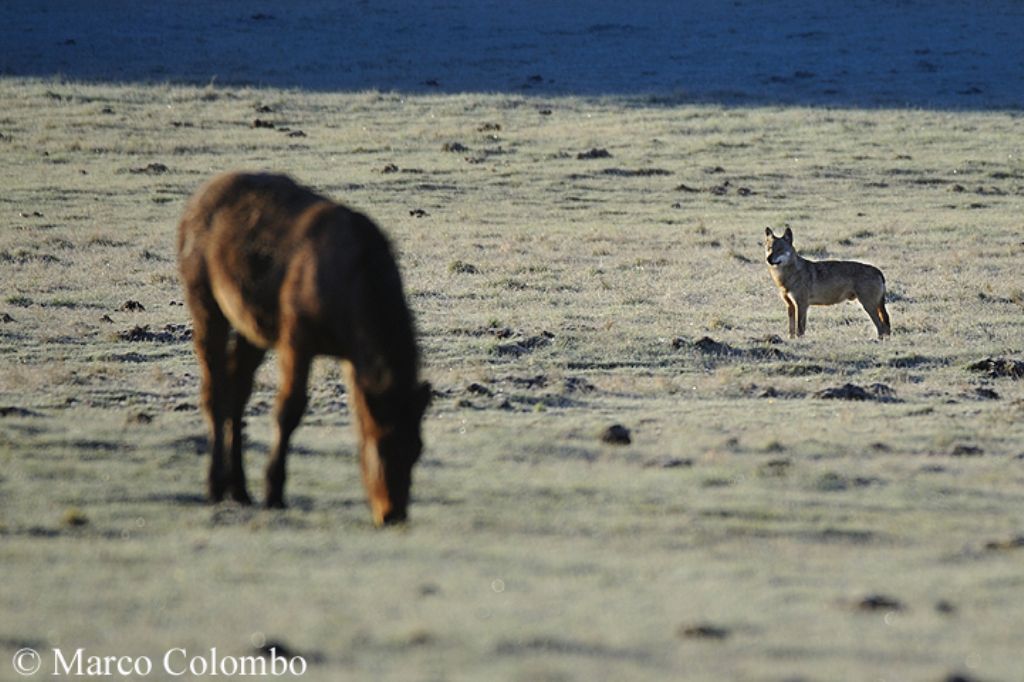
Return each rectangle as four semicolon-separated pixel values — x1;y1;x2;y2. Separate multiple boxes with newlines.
783;227;793;242
764;226;774;237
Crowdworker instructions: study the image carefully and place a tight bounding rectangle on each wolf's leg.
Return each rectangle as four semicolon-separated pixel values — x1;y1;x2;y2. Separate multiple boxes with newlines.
877;300;891;336
856;288;888;337
862;295;891;338
784;295;797;338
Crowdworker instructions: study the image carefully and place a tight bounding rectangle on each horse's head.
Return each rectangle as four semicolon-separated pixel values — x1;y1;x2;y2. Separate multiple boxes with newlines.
358;380;432;526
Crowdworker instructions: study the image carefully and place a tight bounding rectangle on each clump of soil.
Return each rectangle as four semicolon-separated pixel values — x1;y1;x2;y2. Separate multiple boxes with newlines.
672;335;739;356
1;406;41;418
815;383;899;403
448;260;480;274
129;162;169;174
601;167;673;177
672;335;787;361
983;535;1024;551
577;148;612;160
967;357;1024;379
856;594;904;612
493;331;554;357
600;424;631;445
117;323;192;343
677;623;730;640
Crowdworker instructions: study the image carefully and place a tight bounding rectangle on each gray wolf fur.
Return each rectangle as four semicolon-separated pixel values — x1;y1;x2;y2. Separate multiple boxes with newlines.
764;226;891;339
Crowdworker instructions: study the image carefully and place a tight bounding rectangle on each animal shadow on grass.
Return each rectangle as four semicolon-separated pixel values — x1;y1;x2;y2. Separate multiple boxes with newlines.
141;492;209;507
169;434;332;511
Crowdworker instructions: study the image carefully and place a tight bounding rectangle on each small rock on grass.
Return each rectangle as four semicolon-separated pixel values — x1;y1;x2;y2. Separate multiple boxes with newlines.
677;623;730;640
970;387;1000;400
644;456;693;469
466;383;493;397
129;162;169;174
983;534;1024;551
856;594;904;612
950;444;983;457
0;406;41;417
577;147;611;160
62;508;89;527
448;260;480;274
600;424;631;445
253;640;323;664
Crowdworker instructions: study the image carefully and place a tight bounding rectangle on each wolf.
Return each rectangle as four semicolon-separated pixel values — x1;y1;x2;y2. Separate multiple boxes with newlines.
178;172;431;525
764;226;891;339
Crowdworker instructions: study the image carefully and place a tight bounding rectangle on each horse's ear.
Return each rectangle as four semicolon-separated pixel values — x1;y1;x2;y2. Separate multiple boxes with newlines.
414;381;432;418
783;227;793;242
361;358;394;394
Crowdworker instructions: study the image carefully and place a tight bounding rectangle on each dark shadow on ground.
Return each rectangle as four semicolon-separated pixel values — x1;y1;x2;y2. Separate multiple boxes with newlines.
2;0;1022;109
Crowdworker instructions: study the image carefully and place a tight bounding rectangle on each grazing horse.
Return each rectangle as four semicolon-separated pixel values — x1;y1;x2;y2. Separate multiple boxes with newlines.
177;172;430;525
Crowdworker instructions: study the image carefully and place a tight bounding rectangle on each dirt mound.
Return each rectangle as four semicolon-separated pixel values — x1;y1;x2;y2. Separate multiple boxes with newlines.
493;331;554;357
577;148;612;160
671;336;787;361
600;424;631;445
967;357;1024;379
815;383;899;402
116;324;192;343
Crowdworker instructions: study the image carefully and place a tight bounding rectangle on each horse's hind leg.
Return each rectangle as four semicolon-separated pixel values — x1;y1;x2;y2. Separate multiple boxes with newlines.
224;335;265;504
187;290;231;503
264;333;311;509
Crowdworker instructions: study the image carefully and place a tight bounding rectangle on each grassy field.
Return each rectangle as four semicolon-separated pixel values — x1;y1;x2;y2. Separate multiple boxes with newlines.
1;77;1023;681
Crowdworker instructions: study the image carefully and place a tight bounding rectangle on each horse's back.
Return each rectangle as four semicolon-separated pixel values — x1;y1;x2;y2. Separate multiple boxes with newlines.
178;172;334;348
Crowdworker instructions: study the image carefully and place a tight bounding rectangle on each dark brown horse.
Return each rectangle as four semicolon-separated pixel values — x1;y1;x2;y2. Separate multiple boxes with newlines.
177;172;430;525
